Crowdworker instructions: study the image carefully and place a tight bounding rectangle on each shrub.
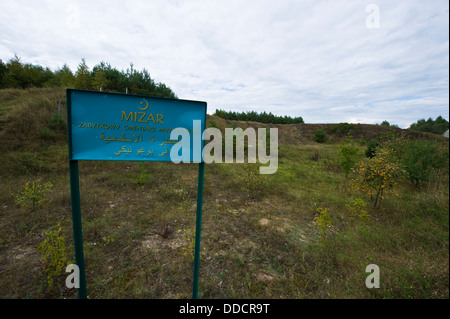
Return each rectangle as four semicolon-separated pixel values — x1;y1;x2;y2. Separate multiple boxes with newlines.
314;207;333;246
313;129;326;143
346;198;370;224
365;139;380;158
37;224;70;291
241;163;267;200
339;137;359;177
396;139;449;187
14;178;53;210
131;164;150;186
353;148;404;208
181;227;196;260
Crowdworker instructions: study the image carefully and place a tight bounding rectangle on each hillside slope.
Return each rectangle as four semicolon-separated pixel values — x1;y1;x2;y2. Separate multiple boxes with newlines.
0;88;448;299
206;114;445;146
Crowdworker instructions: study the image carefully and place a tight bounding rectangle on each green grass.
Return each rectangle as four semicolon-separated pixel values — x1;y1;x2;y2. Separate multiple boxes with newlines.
0;88;448;299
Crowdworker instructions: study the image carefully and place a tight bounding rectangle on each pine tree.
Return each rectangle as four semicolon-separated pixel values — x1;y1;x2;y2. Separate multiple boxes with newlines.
74;58;92;90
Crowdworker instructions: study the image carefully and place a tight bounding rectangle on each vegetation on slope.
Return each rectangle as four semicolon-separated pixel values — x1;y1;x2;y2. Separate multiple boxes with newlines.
0;88;448;299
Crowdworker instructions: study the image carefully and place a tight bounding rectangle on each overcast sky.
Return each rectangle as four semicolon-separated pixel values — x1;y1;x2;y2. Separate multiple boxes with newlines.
1;0;448;128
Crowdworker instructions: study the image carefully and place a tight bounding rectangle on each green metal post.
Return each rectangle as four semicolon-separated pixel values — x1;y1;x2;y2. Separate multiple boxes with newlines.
192;162;205;299
69;160;87;299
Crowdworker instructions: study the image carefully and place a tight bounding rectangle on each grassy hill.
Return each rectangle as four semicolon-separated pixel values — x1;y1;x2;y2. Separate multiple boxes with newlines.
0;88;448;299
206;113;441;145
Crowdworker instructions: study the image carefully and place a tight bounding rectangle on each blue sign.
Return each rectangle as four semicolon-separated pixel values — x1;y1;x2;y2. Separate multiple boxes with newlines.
67;89;207;162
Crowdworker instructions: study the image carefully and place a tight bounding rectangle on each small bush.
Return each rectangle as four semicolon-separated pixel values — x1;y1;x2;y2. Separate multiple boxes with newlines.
314;207;333;246
37;224;70;291
241;163;267;200
353;148;404;209
365;139;380;158
346;198;370;224
131;166;150;186
181;227;196;260
396;139;449;187
14;178;53;210
313;129;326;143
339;138;359;177
15;153;47;174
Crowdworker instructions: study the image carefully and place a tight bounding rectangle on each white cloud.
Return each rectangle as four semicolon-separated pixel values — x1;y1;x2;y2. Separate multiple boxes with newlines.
1;0;448;128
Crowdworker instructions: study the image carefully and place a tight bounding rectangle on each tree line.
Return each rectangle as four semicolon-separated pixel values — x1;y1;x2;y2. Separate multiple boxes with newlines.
408;116;448;135
379;116;449;135
214;109;304;124
0;55;177;99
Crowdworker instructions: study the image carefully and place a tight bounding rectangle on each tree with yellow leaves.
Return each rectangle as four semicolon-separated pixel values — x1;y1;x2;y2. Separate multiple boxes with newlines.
353;147;405;208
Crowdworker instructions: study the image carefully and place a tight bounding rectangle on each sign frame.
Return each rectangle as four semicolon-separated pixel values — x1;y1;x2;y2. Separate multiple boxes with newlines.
67;89;207;162
66;89;207;299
